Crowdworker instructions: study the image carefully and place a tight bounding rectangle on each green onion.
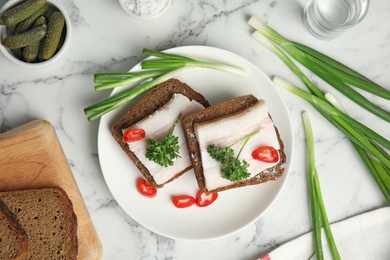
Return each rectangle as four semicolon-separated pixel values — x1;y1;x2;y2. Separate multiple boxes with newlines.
356;150;390;203
248;16;390;202
308;64;389;122
248;16;390;122
248;16;390;100
84;67;200;121
303;112;324;260
94;69;174;91
303;111;341;260
274;77;390;203
325;93;390;202
293;42;390;100
142;48;248;76
251;31;325;100
84;48;247;121
274;77;390;169
94;69;172;83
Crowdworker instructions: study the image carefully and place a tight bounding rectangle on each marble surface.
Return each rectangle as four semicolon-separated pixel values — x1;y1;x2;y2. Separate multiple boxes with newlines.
0;0;389;259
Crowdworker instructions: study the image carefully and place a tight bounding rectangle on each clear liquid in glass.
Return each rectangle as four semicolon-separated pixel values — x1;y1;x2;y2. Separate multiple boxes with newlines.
304;0;369;40
317;0;350;27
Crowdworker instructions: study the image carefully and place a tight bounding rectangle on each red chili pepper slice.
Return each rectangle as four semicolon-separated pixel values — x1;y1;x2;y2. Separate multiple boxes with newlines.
136;178;157;198
196;190;218;207
172;195;196;208
123;128;145;143
252;146;279;163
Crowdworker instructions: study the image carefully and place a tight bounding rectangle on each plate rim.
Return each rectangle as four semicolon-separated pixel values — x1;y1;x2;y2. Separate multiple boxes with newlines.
97;45;294;240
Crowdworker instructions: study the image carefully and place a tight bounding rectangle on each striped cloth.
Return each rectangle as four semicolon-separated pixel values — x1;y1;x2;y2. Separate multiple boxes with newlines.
260;207;390;260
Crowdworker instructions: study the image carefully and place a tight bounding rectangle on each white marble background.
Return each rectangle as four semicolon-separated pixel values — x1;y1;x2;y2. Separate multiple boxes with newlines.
0;0;389;259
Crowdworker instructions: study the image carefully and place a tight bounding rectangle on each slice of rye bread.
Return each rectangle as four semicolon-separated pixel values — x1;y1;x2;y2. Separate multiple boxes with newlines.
111;78;210;188
0;199;28;260
182;94;286;193
0;187;78;260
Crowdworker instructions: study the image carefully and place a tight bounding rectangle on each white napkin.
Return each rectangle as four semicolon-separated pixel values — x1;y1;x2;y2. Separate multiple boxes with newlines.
260;207;390;260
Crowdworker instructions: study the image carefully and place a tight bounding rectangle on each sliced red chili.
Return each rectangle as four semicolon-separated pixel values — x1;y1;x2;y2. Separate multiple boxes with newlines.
252;146;279;163
196;190;218;207
123;128;145;143
136;178;157;198
172;195;196;208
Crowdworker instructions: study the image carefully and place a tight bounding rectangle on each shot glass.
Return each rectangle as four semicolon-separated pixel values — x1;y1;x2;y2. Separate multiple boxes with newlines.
303;0;370;40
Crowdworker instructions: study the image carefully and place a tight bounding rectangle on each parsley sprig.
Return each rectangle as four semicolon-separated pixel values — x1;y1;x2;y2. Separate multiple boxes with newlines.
145;113;181;167
207;130;260;182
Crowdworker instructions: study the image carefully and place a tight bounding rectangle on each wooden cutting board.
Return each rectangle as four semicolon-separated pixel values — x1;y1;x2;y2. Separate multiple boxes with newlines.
0;120;103;260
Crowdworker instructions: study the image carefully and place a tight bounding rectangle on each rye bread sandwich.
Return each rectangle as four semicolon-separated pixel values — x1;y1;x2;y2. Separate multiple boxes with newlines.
111;78;210;188
182;94;286;193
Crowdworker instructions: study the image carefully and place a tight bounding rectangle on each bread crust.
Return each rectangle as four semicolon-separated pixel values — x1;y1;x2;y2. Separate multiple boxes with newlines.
0;187;78;260
111;78;210;188
0;199;28;260
182;94;286;193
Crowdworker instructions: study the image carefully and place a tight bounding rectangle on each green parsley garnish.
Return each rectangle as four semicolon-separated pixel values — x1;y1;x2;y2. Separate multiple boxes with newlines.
145;113;181;167
207;130;260;182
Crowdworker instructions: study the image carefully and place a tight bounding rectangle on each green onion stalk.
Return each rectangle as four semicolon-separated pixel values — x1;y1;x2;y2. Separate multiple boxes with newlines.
302;112;341;260
248;16;390;122
84;67;201;121
325;93;390;202
248;16;390;203
93;69;174;91
273;77;390;203
84;48;247;121
141;49;248;76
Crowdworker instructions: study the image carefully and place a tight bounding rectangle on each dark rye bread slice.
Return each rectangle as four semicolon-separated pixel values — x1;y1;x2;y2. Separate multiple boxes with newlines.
182;94;286;193
0;187;78;260
111;78;210;188
0;199;28;260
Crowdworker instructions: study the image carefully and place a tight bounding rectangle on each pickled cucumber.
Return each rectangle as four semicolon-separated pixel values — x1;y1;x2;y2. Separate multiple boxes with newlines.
1;24;47;49
6;25;16;35
0;0;46;26
11;47;23;60
22;16;47;62
39;11;65;60
14;3;49;34
32;15;46;27
5;26;22;57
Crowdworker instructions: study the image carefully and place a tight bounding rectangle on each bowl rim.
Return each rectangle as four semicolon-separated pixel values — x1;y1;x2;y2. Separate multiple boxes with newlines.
0;0;71;68
118;0;172;20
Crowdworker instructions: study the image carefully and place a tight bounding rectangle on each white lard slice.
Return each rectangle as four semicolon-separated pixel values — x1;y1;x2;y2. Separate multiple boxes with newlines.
123;93;205;185
194;100;280;191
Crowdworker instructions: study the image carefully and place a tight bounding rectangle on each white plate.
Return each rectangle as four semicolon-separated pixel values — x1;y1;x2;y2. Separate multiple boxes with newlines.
98;46;294;240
